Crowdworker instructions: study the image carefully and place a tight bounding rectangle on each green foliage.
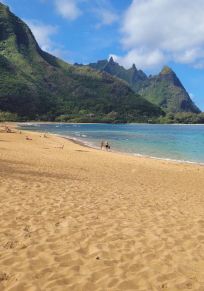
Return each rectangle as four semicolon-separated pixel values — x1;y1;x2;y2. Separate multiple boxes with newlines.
135;73;200;114
0;111;19;121
88;60;201;114
158;112;204;124
0;2;163;123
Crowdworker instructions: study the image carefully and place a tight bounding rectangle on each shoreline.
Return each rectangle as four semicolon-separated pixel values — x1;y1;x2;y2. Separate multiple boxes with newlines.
17;122;204;167
62;135;204;167
15;120;204;125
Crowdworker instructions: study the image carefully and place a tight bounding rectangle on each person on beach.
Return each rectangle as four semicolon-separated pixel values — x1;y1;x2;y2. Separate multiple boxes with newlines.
101;140;104;150
105;141;110;151
5;126;12;133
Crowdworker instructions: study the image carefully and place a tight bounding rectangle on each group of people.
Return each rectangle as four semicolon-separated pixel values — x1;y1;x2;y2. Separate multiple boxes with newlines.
101;140;110;151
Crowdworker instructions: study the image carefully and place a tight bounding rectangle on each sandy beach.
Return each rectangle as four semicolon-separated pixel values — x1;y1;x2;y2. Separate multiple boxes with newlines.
0;124;204;291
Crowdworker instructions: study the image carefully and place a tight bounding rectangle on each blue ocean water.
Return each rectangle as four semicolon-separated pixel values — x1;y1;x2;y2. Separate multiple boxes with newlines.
20;123;204;164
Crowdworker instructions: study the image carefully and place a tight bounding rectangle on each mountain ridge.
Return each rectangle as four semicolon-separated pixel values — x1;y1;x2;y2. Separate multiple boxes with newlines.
0;2;163;122
87;59;200;114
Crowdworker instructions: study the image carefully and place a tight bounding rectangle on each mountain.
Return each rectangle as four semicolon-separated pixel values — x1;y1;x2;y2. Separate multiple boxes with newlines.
0;3;163;123
136;66;201;113
89;57;147;88
88;59;200;114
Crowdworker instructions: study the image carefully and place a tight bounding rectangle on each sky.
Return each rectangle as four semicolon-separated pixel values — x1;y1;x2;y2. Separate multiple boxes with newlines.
2;0;204;111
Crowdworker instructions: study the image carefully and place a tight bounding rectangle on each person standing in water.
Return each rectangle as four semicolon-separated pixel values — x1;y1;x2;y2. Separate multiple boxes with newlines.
105;141;110;151
101;140;110;151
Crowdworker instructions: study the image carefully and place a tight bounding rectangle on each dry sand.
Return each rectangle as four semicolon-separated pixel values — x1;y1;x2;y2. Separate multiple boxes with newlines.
0;124;204;291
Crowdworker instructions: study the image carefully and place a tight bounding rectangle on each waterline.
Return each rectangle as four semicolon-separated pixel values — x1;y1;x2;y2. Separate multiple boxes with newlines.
19;123;204;165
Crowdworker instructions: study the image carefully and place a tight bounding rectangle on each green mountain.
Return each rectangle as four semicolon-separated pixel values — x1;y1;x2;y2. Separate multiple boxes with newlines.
88;59;200;114
0;3;163;123
88;57;147;87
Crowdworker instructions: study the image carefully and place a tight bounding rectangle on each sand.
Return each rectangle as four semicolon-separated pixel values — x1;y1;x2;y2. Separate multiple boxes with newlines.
0;123;204;291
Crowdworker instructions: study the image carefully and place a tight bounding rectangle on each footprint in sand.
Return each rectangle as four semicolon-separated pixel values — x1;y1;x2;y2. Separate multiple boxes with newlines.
0;272;9;282
4;240;18;249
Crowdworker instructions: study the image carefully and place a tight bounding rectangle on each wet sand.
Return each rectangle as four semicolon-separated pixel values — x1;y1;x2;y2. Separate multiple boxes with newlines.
0;124;204;290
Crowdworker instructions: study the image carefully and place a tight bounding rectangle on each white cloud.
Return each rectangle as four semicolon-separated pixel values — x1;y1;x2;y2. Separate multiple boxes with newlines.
93;0;118;28
113;0;204;69
174;49;203;64
26;20;58;52
54;0;82;21
96;9;118;27
25;19;71;60
52;0;118;26
111;49;165;69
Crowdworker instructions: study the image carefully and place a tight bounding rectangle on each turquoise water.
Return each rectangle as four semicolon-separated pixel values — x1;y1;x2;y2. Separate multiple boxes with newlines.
20;123;204;164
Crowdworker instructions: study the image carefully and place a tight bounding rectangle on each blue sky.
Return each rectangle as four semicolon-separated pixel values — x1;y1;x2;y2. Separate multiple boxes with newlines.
2;0;204;111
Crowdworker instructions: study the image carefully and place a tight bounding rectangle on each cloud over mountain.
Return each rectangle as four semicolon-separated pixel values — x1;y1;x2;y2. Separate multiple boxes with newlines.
52;0;118;26
54;0;82;21
26;20;58;52
26;19;70;59
113;0;204;69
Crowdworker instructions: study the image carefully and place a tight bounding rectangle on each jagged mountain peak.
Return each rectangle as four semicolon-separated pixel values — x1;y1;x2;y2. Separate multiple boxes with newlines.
132;64;137;70
109;56;115;64
158;66;185;90
160;66;174;75
89;59;200;113
89;59;147;87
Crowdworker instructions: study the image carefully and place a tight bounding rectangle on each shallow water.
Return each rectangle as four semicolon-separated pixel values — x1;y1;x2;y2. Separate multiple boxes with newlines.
20;123;204;164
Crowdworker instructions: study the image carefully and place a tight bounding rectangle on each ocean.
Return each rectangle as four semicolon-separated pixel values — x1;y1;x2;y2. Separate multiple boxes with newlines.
20;123;204;164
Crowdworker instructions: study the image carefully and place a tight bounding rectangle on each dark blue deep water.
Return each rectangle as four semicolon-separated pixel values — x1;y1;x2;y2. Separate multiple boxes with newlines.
20;123;204;164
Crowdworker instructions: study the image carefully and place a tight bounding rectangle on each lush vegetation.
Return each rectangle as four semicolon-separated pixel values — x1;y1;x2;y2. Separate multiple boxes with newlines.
1;109;204;125
0;3;202;124
0;111;19;121
88;60;201;114
158;112;204;124
0;3;163;123
135;67;200;114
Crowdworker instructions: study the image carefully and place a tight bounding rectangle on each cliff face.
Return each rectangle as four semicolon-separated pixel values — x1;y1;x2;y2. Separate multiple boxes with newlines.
136;66;200;113
0;3;163;121
88;60;200;114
